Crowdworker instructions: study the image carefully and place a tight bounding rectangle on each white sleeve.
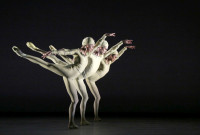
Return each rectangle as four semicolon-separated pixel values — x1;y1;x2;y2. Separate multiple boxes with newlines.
52;48;78;56
111;47;127;64
90;34;107;54
104;41;123;58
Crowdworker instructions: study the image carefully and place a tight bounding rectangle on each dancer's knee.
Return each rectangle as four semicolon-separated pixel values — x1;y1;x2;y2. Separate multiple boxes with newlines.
72;98;79;105
82;95;89;103
95;95;101;102
85;95;89;102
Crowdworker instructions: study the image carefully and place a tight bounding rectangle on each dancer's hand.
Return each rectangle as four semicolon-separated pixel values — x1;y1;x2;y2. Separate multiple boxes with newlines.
125;45;136;49
41;51;52;59
123;39;133;44
105;33;115;37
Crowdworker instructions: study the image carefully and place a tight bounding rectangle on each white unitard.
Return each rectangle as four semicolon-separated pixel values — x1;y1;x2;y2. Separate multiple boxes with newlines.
73;34;109;124
86;47;128;120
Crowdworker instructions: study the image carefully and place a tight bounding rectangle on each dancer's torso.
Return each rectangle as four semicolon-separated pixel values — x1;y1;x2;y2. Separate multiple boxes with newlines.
87;59;111;81
64;49;88;79
78;53;103;79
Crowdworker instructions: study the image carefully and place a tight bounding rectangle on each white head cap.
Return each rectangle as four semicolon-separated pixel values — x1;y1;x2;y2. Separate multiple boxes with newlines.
82;37;95;46
101;40;109;49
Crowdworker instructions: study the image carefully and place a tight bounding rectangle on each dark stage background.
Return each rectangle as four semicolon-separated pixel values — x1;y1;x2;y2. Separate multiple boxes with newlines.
1;1;200;116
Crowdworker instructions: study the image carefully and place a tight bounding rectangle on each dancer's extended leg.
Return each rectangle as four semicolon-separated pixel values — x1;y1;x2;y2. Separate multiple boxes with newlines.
76;79;90;125
26;42;67;65
86;79;101;121
12;46;64;76
63;77;79;129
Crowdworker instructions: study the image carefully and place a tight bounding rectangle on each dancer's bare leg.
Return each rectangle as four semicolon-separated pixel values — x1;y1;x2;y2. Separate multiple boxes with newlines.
86;79;101;121
76;79;90;125
63;77;79;129
12;46;64;76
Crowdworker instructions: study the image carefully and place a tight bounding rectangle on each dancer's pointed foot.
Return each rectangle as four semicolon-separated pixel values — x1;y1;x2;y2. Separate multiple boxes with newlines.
49;45;57;51
26;42;39;51
12;46;26;57
68;122;79;129
94;117;102;121
80;119;91;126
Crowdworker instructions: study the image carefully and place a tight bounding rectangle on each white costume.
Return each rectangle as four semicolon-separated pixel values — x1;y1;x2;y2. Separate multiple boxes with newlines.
72;35;110;125
86;45;128;121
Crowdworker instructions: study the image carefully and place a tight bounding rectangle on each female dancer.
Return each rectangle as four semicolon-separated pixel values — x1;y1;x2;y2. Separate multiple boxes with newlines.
86;45;135;121
12;33;112;128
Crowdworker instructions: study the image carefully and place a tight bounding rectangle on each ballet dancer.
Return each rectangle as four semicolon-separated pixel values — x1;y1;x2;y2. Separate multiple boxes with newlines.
86;45;135;121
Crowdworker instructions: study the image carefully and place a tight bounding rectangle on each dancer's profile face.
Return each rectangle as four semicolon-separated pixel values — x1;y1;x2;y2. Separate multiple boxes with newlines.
111;54;117;62
98;47;107;54
102;47;107;54
86;44;95;52
107;54;117;62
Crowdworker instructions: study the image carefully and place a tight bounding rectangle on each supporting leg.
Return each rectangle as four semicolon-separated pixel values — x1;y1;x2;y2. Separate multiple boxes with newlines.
86;79;101;121
76;79;90;125
63;77;79;129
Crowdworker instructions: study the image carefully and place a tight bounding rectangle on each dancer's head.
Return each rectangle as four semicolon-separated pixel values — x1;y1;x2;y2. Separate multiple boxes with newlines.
82;37;95;52
106;51;118;62
98;40;108;55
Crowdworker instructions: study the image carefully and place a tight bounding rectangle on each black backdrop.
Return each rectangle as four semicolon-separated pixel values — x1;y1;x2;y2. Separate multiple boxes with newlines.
1;1;200;115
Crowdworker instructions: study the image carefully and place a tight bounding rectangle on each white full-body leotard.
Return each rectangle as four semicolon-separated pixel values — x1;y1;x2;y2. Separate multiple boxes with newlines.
74;34;109;123
86;46;128;120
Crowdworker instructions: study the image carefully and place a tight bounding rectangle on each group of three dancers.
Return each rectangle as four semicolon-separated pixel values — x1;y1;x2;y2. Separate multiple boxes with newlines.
12;33;135;129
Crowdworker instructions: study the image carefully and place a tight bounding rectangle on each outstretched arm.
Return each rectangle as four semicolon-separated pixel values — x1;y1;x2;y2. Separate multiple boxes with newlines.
104;39;133;58
42;48;78;59
111;45;135;64
90;33;115;54
49;45;74;64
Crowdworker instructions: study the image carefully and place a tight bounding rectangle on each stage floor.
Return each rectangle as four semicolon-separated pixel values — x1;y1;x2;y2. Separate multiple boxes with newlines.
1;115;200;135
